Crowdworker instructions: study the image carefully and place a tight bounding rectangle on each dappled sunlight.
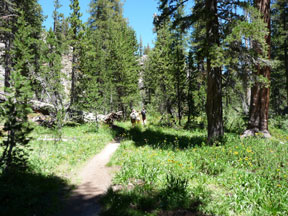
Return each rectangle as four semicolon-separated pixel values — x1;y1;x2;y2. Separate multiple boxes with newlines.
112;124;207;150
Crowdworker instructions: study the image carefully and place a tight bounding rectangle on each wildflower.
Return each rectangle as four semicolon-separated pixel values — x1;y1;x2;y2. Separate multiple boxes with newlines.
234;151;239;155
277;184;281;187
246;149;252;153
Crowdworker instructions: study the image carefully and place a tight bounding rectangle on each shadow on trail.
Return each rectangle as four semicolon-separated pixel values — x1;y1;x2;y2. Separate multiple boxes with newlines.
0;169;72;216
58;190;103;216
100;184;213;216
112;125;206;150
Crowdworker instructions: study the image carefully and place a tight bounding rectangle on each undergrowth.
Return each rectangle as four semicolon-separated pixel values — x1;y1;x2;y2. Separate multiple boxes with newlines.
103;122;288;216
0;123;114;216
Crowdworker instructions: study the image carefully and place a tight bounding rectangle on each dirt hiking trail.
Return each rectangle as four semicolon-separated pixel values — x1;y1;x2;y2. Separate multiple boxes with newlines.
58;141;120;216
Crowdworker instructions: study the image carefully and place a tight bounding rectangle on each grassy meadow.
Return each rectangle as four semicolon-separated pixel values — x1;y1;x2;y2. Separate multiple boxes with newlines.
102;121;288;216
0;123;114;216
0;117;287;216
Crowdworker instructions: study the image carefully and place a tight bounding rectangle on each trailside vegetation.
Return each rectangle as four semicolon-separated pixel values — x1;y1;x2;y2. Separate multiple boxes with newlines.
0;0;288;215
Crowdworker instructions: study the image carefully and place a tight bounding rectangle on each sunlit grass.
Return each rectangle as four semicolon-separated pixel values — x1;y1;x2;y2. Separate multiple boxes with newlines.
104;122;288;216
0;123;114;216
29;124;114;182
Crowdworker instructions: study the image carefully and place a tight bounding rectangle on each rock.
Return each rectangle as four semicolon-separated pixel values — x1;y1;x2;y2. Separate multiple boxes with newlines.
0;91;7;102
97;114;106;122
67;109;84;123
0;43;5;89
30;100;54;115
104;111;123;124
29;113;55;128
241;128;271;139
83;112;96;122
83;111;123;123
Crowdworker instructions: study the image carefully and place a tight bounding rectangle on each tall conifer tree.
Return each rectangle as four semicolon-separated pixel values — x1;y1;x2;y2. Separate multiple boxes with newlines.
69;0;83;109
0;12;33;171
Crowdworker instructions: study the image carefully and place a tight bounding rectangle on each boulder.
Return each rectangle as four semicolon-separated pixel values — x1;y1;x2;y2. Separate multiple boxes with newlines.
30;100;54;115
83;112;96;122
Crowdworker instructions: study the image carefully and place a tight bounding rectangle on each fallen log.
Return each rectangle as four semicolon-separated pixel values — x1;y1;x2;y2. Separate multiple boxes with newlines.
0;91;55;115
30;100;54;115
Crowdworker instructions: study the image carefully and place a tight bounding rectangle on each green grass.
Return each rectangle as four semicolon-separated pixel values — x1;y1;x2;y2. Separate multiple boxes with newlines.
102;123;288;216
0;123;114;216
29;123;114;181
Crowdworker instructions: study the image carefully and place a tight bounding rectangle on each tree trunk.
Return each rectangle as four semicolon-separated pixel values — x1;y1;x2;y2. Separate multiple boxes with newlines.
177;66;182;125
70;46;76;108
4;39;11;89
242;0;271;138
284;11;288;106
206;0;223;142
187;67;193;125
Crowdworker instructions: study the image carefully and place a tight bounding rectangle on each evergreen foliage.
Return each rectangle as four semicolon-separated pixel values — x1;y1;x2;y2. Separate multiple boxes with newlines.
40;28;65;135
84;0;139;115
271;0;288;113
69;0;84;109
0;13;33;172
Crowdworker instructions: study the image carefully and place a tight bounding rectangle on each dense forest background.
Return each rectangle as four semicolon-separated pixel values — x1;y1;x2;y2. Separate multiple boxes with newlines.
0;0;287;169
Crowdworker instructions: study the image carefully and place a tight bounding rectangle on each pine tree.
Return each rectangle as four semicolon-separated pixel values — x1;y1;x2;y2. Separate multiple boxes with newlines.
40;28;65;135
0;12;33;172
87;0;139;115
0;0;15;89
146;19;176;122
155;0;224;139
69;0;83;109
242;0;271;137
139;36;143;57
1;0;43;95
171;4;187;125
77;27;102;127
144;44;151;55
271;0;288;112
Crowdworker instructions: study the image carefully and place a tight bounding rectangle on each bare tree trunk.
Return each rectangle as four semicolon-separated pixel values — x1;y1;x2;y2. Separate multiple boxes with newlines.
242;0;271;138
206;0;223;142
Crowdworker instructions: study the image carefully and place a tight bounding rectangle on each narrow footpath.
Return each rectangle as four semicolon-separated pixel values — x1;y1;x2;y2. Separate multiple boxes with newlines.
59;141;120;216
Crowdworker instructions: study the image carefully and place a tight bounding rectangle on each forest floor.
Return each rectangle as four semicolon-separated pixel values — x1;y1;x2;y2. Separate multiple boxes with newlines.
58;140;120;216
0;124;116;216
100;121;288;216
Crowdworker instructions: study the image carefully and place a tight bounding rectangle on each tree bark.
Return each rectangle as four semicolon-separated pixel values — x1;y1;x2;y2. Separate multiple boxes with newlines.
4;39;11;89
70;46;76;108
284;10;288;106
206;0;224;142
187;67;193;125
243;0;271;138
